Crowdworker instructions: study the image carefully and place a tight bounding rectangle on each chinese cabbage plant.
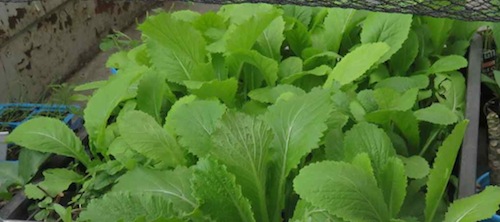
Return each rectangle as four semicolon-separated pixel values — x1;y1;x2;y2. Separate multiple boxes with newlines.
5;4;500;222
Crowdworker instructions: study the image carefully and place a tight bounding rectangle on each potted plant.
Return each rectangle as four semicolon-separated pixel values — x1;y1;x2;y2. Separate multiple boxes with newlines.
3;4;499;221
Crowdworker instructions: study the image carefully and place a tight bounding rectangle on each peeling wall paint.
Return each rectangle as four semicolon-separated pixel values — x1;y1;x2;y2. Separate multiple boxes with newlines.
0;0;154;102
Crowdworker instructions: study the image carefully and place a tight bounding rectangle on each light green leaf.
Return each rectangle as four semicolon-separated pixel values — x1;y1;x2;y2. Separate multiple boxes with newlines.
210;112;273;222
444;186;500;222
282;65;331;84
323;8;360;53
193;158;256;222
168;99;226;157
18;149;50;183
225;8;281;52
435;72;466;119
25;169;82;199
378;157;407;217
0;161;22;194
414;103;458;125
324;43;390;87
84;66;145;152
343;122;396;174
375;75;429;93
427;55;468;75
283;5;312;27
389;31;419;75
401;156;430;179
357;90;378;113
374;88;418;111
294;161;390;222
114;167;197;214
425;121;468;222
265;89;333;221
74;80;107;92
249;84;305;104
392;111;421;152
108;137;138;169
137;70;167;124
7;117;91;167
255;17;285;61
279;57;303;79
303;52;340;70
423;17;454;54
172;10;200;23
352;153;375;177
361;13;413;62
118;111;186;167
80;192;184;222
227;50;279;86
291;200;345;222
185;78;238;105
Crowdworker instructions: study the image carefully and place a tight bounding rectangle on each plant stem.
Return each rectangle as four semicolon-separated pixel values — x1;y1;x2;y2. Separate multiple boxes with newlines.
419;127;442;156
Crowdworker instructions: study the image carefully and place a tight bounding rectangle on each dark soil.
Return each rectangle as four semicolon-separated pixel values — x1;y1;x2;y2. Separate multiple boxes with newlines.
0;108;34;123
7;145;20;160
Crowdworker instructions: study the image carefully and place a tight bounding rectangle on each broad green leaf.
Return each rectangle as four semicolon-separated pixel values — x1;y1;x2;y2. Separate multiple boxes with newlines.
284;18;312;56
227;50;279;86
25;169;82;199
193;158;255;222
324;43;390;87
351;153;375;177
108;137;139;169
80;192;184;222
291;200;344;222
147;40;214;84
249;84;305;104
303;52;340;70
423;17;453;54
444;186;500;222
210;112;273;222
193;12;227;44
118;111;186;167
392;111;420;152
53;203;72;222
279;57;303;79
185;78;238;105
361;13;413;62
0;161;22;194
343;122;396;174
378;157;407;217
74;80;107;92
427;55;468;75
84;66;144;152
218;4;274;25
225;8;281;52
435;72;465;119
168;99;226;157
171;10;201;23
324;128;345;161
350;100;367;122
374;88;419;111
414;103;458;125
255;17;285;61
18;149;49;183
142;13;214;84
137;70;167;124
7;118;91;167
294;161;390;222
401;156;430;179
389;31;419;75
140;13;206;64
114;167;197;214
283;5;312;27
265;89;332;221
357;90;378;113
425;121;468;222
375;75;429;93
323;8;360;53
282;65;331;84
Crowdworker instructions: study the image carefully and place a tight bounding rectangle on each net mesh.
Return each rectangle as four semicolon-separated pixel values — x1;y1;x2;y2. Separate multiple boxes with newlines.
184;0;500;21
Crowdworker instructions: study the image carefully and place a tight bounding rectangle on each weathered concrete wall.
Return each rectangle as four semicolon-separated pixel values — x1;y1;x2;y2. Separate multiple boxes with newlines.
0;0;154;102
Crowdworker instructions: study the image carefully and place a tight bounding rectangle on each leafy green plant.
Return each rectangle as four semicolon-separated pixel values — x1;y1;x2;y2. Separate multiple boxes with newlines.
4;4;498;221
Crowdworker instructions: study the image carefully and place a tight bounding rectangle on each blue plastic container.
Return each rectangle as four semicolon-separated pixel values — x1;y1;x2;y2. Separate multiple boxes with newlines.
110;68;118;75
0;103;82;130
477;172;500;222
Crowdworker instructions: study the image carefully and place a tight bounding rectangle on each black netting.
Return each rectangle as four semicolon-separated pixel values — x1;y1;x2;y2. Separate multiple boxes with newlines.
184;0;500;21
